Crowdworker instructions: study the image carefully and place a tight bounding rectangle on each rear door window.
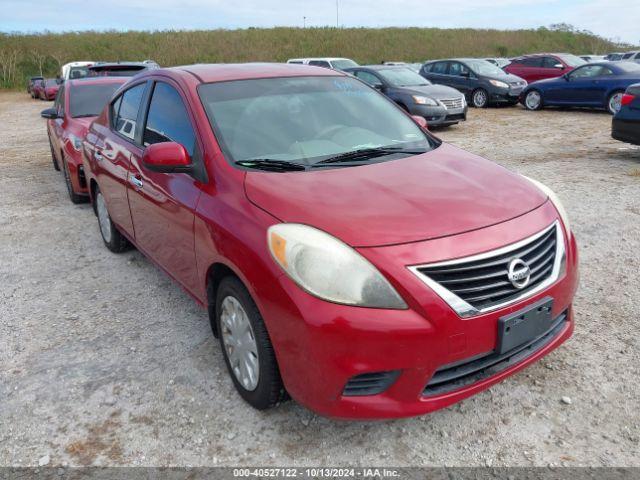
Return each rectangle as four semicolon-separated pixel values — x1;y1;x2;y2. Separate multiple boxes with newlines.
143;82;196;157
521;57;543;68
430;62;448;74
112;82;146;141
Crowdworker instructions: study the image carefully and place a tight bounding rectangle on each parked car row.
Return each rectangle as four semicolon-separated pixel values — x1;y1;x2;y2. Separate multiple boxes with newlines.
38;61;581;419
27;60;159;102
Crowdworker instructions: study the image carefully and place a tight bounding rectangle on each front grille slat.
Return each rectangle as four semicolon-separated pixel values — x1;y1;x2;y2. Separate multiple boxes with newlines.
440;97;464;109
415;224;559;312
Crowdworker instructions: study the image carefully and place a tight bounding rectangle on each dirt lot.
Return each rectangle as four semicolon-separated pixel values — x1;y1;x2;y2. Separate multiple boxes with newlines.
1;91;639;467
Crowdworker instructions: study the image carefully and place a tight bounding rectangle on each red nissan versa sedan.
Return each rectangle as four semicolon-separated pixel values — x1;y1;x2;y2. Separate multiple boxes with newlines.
41;77;127;203
82;64;578;419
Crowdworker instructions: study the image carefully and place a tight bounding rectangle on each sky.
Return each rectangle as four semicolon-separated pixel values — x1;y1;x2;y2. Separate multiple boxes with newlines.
0;0;637;44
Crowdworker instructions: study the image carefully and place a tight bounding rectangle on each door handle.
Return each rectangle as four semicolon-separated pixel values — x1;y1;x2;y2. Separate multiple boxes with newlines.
130;175;143;189
94;151;103;162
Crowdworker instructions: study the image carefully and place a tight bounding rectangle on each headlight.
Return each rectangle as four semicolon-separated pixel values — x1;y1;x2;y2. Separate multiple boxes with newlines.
523;176;571;233
412;95;438;106
69;134;82;152
267;224;407;309
489;79;509;89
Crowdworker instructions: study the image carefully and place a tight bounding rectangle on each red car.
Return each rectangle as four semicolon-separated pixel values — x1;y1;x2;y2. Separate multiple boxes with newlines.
41;77;127;203
82;64;578;419
31;79;45;99
40;78;61;100
504;53;586;83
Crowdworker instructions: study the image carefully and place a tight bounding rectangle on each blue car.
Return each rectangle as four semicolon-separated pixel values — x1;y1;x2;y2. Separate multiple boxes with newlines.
612;83;640;145
520;62;640;114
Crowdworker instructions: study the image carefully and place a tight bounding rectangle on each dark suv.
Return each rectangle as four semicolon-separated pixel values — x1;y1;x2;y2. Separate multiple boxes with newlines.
420;59;527;108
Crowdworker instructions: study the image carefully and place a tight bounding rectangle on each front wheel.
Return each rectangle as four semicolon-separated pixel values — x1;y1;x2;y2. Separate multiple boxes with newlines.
216;276;286;410
524;90;543;111
471;88;489;108
607;91;624;115
95;186;129;253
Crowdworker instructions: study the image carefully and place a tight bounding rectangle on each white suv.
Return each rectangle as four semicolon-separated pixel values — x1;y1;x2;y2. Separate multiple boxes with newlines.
286;57;358;71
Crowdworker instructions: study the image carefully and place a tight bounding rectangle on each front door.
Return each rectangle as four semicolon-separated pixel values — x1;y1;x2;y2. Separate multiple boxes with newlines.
126;80;203;295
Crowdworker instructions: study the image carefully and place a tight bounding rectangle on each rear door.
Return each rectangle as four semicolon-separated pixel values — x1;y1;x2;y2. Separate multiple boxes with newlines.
422;61;449;86
93;81;149;238
126;79;203;294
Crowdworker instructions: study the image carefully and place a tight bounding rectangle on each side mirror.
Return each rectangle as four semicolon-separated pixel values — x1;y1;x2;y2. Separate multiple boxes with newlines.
41;108;58;119
554;63;565;69
563;74;571;81
411;115;428;130
142;142;192;173
460;71;471;78
373;83;384;91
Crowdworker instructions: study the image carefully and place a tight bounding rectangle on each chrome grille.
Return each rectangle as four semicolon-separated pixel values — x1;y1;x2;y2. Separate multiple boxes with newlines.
440;97;464;110
409;222;565;317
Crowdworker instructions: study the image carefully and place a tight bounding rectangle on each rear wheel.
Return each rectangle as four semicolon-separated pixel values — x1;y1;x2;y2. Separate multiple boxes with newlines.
607;91;624;115
62;158;87;204
524;90;543;111
95;186;129;253
471;88;489;108
216;276;286;410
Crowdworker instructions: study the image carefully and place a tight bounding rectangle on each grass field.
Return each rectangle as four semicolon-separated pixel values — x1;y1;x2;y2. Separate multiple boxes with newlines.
0;26;631;89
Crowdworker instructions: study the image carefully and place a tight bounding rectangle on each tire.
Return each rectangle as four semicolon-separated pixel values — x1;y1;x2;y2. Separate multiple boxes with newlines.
62;158;87;204
95;186;129;253
471;88;489;108
216;276;286;410
49;138;60;171
607;90;624;115
524;90;543;111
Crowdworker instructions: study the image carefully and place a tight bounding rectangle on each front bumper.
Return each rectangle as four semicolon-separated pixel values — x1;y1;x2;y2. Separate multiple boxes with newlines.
409;104;467;126
264;201;578;419
490;88;521;104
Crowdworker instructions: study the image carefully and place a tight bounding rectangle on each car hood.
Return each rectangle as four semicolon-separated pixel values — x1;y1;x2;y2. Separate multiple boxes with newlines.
487;73;526;84
244;143;547;247
399;84;464;99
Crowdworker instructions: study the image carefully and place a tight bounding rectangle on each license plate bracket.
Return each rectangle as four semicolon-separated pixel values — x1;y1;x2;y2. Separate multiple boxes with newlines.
497;297;554;354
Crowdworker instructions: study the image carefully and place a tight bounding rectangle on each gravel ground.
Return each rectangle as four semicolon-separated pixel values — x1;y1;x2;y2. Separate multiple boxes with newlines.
1;91;639;468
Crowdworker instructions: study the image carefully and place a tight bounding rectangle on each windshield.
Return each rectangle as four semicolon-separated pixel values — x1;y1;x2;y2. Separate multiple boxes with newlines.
70;83;122;118
377;68;431;86
558;54;586;67
465;60;506;77
198;76;435;169
45;79;58;87
331;59;359;70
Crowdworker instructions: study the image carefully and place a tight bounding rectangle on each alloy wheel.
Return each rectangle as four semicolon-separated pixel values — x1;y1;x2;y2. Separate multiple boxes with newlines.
525;91;541;110
473;89;488;108
609;92;623;114
220;296;260;391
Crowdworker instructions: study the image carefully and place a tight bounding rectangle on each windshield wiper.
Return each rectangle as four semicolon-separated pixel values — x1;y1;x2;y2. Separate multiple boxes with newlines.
235;159;307;172
313;147;427;166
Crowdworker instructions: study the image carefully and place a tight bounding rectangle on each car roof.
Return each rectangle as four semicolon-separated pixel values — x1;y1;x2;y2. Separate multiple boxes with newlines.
350;65;412;71
288;57;351;62
167;63;343;84
67;76;129;87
